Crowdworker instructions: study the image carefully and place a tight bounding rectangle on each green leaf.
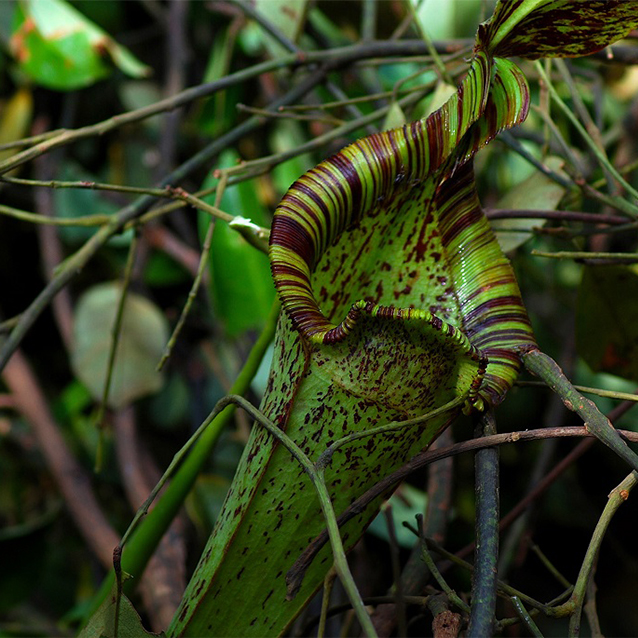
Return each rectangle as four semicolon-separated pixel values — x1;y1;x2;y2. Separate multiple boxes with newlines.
491;156;567;252
171;51;536;638
78;581;162;638
253;0;308;56
576;264;638;384
71;283;168;409
200;150;275;337
382;101;407;130
481;0;638;60
368;484;428;548
9;0;149;90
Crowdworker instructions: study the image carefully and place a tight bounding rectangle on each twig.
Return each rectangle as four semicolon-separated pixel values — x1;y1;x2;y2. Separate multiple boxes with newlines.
95;232;140;466
1;349;119;568
583;578;603;638
286;425;638;594
535;61;638;211
520;348;638;473
566;472;637;637
485;208;628;226
301;594;431;634
416;518;470;616
361;0;377;42
532;249;638;262
511;596;544;638
157;175;228;371
33;141;74;352
113;406;186;631
372;429;455;635
383;505;407;637
455;391;637;565
83;301;278;624
318;567;337;638
0;65;328;374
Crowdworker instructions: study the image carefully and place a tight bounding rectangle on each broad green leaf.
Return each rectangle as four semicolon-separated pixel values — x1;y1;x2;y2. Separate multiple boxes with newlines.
171;52;536;638
200;150;275;337
71;283;168;409
491;156;566;252
480;0;638;59
253;0;308;56
78;581;161;638
576;264;638;384
9;0;149;90
169;6;638;637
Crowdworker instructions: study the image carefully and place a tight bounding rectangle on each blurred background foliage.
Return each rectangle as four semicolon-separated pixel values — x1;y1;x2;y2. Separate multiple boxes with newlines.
1;0;638;636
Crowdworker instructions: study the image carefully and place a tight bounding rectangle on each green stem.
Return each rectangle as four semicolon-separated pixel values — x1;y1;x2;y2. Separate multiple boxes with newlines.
405;528;561;614
0;67;327;375
0;202;111;226
532;250;638;261
520;348;638;473
567;472;637;637
511;596;544;638
312;467;379;637
316;393;466;469
196;396;378;638
417;519;470;615
515;380;638;403
535;61;638;213
82;301;279;625
94;231;139;471
318;567;337;638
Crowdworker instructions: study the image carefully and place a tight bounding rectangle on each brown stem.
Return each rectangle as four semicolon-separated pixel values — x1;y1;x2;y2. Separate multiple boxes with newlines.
143;224;202;278
371;429;455;636
33;118;74;352
286;426;638;597
113;406;186;632
1;349;118;568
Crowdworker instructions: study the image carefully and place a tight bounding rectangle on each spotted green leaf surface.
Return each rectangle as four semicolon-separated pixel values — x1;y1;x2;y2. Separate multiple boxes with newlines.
72;283;168;409
9;0;149;90
480;0;638;60
170;52;535;638
576;264;638;384
170;5;638;637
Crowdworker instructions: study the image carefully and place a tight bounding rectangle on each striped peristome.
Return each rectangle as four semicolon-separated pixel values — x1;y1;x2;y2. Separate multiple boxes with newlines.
269;50;491;339
270;54;535;408
170;4;638;636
